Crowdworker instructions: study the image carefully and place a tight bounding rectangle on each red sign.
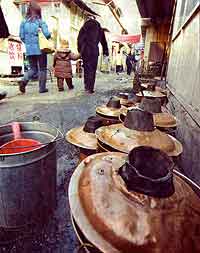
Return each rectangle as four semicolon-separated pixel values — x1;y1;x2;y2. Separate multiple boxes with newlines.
8;41;23;64
112;34;141;44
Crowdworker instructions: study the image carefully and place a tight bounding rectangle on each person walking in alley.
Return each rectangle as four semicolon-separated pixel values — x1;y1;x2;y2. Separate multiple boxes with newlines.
116;51;123;74
53;39;80;92
126;51;136;75
18;1;51;94
77;16;109;94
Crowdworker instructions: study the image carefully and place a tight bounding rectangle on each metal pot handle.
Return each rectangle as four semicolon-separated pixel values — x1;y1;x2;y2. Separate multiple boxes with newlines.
119;113;125;123
32;115;64;143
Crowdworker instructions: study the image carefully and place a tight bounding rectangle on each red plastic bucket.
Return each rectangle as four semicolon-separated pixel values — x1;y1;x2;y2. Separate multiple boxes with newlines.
0;139;42;154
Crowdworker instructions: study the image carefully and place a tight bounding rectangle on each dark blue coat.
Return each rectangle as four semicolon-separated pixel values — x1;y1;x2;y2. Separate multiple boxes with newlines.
19;18;51;56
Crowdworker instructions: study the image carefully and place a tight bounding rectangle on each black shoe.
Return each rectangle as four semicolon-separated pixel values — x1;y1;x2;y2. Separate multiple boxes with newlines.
68;85;74;90
0;91;7;100
58;88;64;92
19;81;26;93
39;88;48;93
87;90;94;94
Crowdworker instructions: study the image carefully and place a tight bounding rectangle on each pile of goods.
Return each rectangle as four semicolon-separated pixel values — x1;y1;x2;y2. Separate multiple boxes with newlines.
66;82;200;252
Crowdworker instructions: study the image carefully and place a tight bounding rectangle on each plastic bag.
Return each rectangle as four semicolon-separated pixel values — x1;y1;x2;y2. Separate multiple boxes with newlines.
38;31;55;54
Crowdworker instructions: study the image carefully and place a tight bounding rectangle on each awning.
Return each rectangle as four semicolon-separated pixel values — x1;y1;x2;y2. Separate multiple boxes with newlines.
112;34;141;44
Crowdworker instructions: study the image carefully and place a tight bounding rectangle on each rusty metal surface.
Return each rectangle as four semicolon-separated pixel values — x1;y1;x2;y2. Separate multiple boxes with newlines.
69;152;200;253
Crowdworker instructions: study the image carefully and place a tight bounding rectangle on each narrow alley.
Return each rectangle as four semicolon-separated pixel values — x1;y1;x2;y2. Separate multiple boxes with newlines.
0;0;200;253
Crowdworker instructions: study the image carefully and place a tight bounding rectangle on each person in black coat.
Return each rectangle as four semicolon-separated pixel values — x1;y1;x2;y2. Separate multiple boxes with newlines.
126;52;136;75
0;6;9;38
77;16;109;94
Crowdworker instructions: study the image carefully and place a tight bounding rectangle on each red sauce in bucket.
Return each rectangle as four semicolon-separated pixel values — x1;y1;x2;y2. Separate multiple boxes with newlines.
0;122;42;154
0;139;42;154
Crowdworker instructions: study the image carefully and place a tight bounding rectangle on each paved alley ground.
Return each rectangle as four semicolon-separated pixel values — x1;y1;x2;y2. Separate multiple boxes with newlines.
0;72;132;253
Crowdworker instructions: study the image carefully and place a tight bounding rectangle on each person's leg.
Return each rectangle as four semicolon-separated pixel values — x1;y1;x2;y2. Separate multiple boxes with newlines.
82;58;89;91
87;55;98;93
24;56;38;82
83;54;98;93
127;64;132;75
38;53;48;93
65;78;74;89
57;78;64;91
19;55;37;93
116;65;120;74
32;63;39;80
116;65;118;74
89;63;98;92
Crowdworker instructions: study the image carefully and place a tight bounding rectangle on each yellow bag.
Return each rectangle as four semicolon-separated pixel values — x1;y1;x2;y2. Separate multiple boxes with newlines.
38;31;55;54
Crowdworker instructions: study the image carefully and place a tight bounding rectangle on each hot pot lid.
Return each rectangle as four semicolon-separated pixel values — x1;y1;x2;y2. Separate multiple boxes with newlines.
120;105;177;128
136;90;167;98
69;152;200;253
95;124;183;157
96;105;127;118
66;126;97;150
153;113;177;128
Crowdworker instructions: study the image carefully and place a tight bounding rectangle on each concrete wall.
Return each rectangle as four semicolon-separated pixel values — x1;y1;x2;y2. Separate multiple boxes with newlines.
167;6;200;184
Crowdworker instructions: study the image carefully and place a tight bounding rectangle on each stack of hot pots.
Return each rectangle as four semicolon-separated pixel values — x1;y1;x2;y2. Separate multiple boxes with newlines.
96;107;182;159
96;96;127;125
136;81;168;105
95;88;180;159
66;116;103;162
67;86;200;253
66;96;133;162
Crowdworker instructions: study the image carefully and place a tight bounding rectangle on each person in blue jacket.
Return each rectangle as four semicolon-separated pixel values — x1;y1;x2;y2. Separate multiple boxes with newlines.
19;1;51;93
